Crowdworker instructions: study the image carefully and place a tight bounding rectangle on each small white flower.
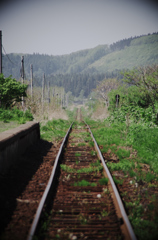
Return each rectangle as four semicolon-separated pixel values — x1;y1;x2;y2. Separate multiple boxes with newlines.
69;233;73;239
59;210;63;213
97;194;101;198
72;236;77;240
135;183;138;188
69;233;77;239
57;229;61;233
103;188;107;193
129;180;133;184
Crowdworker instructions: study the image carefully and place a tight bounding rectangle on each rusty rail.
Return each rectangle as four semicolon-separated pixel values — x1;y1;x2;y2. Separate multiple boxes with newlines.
87;123;137;240
27;123;73;240
27;121;136;240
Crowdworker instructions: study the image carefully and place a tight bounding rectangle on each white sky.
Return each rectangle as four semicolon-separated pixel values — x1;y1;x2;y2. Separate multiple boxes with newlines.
0;0;158;56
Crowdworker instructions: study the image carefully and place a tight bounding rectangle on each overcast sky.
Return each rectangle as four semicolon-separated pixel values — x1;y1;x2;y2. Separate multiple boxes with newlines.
0;0;158;56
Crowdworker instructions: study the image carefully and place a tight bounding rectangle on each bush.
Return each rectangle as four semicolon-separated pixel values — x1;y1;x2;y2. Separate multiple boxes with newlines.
0;108;34;123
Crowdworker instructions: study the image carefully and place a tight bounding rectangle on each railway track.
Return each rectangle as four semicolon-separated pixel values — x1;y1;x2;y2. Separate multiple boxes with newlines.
27;120;136;240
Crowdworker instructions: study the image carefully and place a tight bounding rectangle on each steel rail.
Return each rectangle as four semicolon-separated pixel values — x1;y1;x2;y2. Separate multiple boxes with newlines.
87;123;137;240
27;123;73;240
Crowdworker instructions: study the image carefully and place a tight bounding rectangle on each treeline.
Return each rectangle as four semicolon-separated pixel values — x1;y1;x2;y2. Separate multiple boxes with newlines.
110;32;158;51
3;33;158;80
43;73;106;98
2;45;109;80
2;33;158;97
32;71;122;98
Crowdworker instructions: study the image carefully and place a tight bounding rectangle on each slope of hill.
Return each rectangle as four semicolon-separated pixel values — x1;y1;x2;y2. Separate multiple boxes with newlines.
86;33;158;73
2;33;158;80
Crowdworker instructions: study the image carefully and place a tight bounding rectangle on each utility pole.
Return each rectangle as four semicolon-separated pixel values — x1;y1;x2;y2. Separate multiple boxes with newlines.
30;64;33;100
48;80;50;113
61;91;63;109
21;56;24;83
42;73;45;114
21;56;24;108
0;30;2;74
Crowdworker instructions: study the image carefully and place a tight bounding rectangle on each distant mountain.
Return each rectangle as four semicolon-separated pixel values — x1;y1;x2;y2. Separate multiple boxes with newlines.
2;32;158;97
86;33;158;73
3;32;158;79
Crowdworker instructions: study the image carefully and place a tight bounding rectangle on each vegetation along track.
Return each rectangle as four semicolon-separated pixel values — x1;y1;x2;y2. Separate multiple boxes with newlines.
27;121;136;240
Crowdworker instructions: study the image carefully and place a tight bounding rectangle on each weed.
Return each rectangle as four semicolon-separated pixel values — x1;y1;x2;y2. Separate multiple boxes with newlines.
99;177;108;185
89;141;94;147
0;108;33;126
90;160;100;167
78;143;86;147
113;176;124;185
40;119;70;141
75;152;81;157
60;164;103;174
116;148;130;160
18;117;26;124
101;209;109;217
102;188;109;194
78;213;88;225
107;160;134;172
129;169;136;177
91;150;97;156
72;180;97;187
145;172;156;183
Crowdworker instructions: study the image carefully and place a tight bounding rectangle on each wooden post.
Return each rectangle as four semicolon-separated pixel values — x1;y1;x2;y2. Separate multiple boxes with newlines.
0;31;2;74
48;79;50;113
21;56;24;108
30;64;33;100
42;73;45;114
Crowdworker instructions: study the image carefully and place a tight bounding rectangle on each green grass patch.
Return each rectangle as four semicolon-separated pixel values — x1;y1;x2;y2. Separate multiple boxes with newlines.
90;160;100;167
116;148;130;160
40;119;70;142
98;177;108;185
60;164;103;173
72;179;97;187
75;152;81;157
0;108;33;126
113;176;124;185
78;143;86;147
107;160;135;172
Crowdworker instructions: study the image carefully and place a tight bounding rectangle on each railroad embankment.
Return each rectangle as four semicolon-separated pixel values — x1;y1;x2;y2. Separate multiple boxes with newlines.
0;122;40;174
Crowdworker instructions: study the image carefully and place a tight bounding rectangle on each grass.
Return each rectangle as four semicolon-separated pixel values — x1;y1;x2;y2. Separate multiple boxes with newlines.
86;117;158;240
87;119;158;175
75;152;81;157
0;108;34;132
40;119;70;142
78;143;86;147
98;177;108;185
0;121;20;133
0;108;33;124
60;164;103;174
72;180;97;187
72;178;108;187
116;148;130;160
113;176;124;185
90;160;100;167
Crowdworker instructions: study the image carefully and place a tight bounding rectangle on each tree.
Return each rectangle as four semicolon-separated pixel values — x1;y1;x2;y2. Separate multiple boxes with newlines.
0;74;27;108
122;65;158;112
96;78;120;106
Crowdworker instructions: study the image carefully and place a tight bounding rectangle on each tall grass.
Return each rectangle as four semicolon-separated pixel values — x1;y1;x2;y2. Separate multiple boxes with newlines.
87;119;158;174
0;108;33;124
40;119;70;142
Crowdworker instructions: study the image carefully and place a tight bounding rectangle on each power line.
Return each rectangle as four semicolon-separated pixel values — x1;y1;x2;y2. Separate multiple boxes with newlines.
2;44;16;66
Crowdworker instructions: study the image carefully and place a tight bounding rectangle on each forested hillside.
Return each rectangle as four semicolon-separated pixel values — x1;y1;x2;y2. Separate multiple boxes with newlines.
2;32;158;97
